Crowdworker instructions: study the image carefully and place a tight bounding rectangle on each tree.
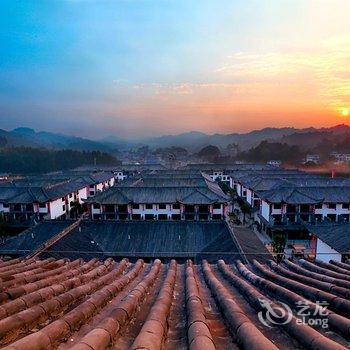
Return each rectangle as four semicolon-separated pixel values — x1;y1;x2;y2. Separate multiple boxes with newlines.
0;136;7;148
272;233;287;263
237;140;305;163
226;143;240;157
0;147;121;174
240;202;251;224
0;214;6;244
197;145;221;161
70;201;85;218
217;181;230;194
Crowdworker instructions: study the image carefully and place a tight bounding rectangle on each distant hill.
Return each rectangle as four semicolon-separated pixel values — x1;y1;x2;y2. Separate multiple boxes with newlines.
143;131;209;150
0;128;40;148
138;126;318;151
1;124;350;153
10;127;115;152
279;125;350;150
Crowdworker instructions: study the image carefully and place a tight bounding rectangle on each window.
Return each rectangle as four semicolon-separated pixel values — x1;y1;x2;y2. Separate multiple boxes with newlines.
133;203;140;209
145;214;154;220
300;204;310;213
328;203;336;209
145;204;153;210
185;205;195;212
342;203;350;209
171;214;181;220
300;214;310;222
90;184;94;188
118;204;128;212
119;213;128;220
199;213;209;220
61;197;65;201
286;205;296;213
26;204;34;212
327;214;336;222
93;203;101;209
62;205;66;211
172;203;180;210
69;194;73;198
13;204;21;211
213;203;221;209
132;214;141;220
272;214;282;224
315;214;323;222
184;213;195;220
3;203;9;208
286;214;296;223
212;214;222;220
340;214;350;222
158;204;166;210
105;204;114;212
315;203;323;209
158;214;168;220
273;203;281;210
198;205;209;213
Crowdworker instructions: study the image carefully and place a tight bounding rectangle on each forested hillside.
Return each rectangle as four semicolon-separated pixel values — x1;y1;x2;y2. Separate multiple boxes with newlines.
0;147;120;174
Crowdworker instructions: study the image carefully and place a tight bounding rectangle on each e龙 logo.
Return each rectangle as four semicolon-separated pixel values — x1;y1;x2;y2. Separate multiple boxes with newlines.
258;298;293;328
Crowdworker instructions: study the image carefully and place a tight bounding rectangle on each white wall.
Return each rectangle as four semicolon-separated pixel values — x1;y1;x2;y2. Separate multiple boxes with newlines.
48;198;65;219
261;201;271;222
91;202;227;220
0;203;10;213
115;171;127;181
131;204;180;219
246;189;253;206
316;238;342;262
314;203;350;220
78;187;88;203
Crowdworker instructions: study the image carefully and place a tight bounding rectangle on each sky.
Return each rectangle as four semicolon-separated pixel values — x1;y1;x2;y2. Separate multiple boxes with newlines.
0;0;349;139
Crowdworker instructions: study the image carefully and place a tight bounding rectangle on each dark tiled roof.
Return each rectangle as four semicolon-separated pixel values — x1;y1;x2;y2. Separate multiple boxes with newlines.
39;220;239;262
182;163;273;171
306;223;350;252
0;221;74;255
240;174;350;192
0;256;349;349
0;181;81;204
119;177;208;188
0;172;113;204
231;226;273;264
259;186;350;204
0;220;241;262
87;186;228;204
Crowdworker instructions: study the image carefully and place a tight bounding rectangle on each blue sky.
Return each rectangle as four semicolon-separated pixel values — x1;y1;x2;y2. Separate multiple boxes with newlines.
1;0;349;139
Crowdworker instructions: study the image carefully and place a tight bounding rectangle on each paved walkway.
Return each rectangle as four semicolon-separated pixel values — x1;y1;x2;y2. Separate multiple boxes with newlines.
229;225;274;264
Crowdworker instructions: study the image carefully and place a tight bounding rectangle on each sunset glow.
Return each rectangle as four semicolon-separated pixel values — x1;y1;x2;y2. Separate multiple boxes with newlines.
0;0;349;138
342;109;349;117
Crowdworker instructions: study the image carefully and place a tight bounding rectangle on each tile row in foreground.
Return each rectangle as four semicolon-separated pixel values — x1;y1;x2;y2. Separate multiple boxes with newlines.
0;256;349;349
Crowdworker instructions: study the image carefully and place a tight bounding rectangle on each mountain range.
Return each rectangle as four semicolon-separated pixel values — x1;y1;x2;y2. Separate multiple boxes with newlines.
1;124;350;153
